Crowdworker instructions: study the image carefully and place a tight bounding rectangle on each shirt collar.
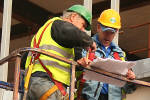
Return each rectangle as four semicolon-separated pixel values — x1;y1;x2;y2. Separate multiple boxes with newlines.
92;34;123;53
93;34;115;49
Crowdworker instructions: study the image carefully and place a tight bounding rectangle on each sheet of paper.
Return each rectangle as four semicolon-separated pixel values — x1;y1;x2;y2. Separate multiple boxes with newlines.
84;70;126;87
83;57;136;87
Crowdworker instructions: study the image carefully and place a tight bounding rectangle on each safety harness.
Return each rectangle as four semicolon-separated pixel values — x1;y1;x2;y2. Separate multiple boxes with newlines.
29;21;68;100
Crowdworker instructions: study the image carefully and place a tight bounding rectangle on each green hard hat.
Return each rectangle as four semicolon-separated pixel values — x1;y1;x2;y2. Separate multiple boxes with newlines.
67;5;92;31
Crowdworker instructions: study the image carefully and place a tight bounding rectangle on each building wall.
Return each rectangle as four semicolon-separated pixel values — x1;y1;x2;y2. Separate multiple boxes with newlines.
119;5;150;58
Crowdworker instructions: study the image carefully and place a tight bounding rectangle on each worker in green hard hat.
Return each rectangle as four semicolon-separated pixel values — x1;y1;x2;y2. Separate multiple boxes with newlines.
67;4;92;31
25;4;96;100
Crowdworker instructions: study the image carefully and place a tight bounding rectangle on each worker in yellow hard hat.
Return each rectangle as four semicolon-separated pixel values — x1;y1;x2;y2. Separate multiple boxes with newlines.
25;4;96;100
79;9;136;100
98;9;121;29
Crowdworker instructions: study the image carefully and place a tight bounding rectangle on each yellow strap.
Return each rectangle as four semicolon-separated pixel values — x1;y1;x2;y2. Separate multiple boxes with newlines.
122;89;126;100
24;63;34;90
65;94;69;100
40;85;58;100
120;57;125;61
120;51;126;61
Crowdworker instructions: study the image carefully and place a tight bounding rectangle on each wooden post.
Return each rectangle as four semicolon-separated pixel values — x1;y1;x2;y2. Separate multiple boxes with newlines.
13;54;21;100
148;24;150;57
69;64;76;100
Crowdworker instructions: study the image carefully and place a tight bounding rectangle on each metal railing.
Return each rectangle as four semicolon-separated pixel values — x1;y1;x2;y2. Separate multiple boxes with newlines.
0;47;78;100
1;47;150;100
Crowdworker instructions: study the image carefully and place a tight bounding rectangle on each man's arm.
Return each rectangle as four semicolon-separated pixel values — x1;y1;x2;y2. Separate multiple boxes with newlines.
51;20;93;48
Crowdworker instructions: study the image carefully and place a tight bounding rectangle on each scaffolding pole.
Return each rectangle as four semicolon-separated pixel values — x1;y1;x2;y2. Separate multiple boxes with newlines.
0;0;13;99
148;25;150;57
84;0;92;36
111;0;120;45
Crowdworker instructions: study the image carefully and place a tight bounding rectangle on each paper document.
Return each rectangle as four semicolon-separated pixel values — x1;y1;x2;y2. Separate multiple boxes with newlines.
84;57;136;87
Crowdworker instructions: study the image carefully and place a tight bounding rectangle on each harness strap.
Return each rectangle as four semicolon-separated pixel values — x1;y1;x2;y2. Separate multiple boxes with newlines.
77;73;86;100
34;22;52;48
77;49;95;100
38;58;67;96
33;20;67;96
113;52;127;100
24;63;34;90
39;85;58;100
113;52;121;60
33;21;53;60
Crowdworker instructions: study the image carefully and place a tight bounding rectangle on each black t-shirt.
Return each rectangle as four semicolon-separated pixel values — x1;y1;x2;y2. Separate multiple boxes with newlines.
51;20;93;48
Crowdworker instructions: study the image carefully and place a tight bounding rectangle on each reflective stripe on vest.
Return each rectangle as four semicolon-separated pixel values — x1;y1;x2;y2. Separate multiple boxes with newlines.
34;60;70;73
28;44;74;59
39;45;73;59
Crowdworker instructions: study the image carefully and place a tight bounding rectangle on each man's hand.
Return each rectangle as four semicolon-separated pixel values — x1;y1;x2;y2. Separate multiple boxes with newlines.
90;42;97;52
77;57;91;68
126;69;136;80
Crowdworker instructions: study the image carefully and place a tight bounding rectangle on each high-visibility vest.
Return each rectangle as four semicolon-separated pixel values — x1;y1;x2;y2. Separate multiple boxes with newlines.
25;17;75;86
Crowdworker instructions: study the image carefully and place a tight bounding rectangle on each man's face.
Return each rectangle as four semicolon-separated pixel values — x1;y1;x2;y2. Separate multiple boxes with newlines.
97;24;117;47
70;13;87;32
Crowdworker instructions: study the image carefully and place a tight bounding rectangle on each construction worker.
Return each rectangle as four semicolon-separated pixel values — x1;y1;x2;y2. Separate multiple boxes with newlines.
78;9;136;100
25;5;96;100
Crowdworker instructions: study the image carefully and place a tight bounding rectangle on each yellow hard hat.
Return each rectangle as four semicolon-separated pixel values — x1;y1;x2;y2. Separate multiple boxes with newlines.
97;9;121;29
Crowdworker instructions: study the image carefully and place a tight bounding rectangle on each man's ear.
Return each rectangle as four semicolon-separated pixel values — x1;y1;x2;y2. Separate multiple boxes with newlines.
97;23;101;32
70;13;77;22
